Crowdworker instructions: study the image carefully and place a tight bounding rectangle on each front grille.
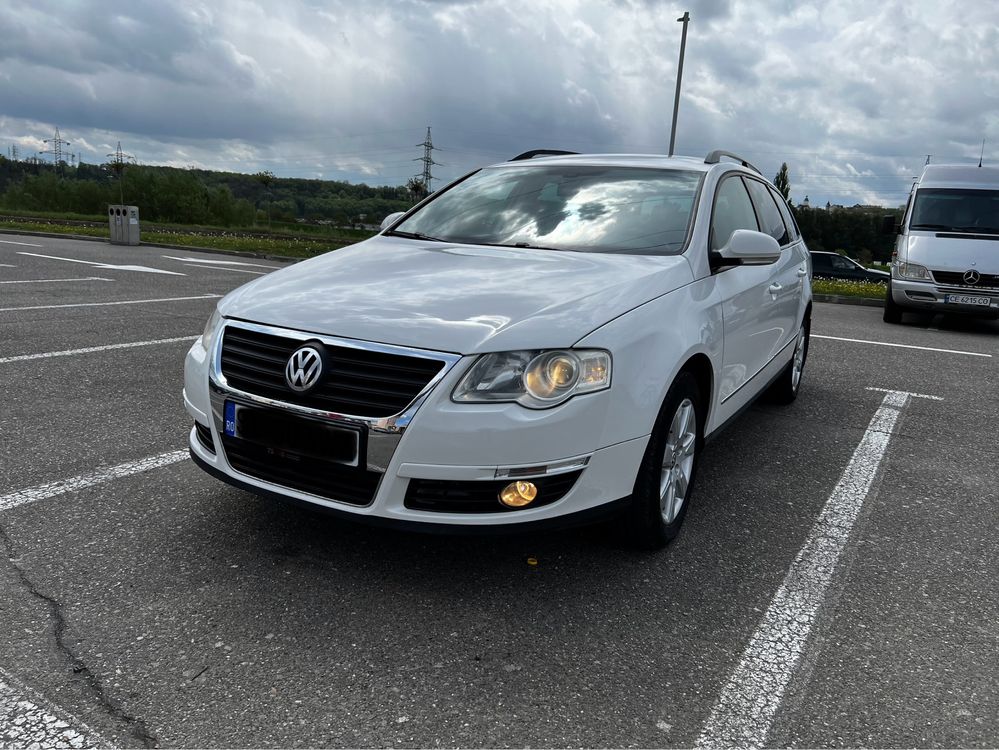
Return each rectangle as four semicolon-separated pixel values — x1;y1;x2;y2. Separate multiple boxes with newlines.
221;434;381;505
195;422;215;454
932;270;999;288
405;471;582;513
220;326;446;418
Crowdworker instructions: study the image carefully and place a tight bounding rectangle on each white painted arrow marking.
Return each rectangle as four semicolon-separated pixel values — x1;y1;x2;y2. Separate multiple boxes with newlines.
17;251;185;276
163;255;279;269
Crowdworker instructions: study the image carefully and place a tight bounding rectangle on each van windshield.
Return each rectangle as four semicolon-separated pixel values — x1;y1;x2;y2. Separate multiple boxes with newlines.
910;188;999;234
390;165;702;255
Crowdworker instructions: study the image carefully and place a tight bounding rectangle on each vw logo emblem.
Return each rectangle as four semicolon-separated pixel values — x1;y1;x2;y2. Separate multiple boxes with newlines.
285;346;323;392
963;269;981;285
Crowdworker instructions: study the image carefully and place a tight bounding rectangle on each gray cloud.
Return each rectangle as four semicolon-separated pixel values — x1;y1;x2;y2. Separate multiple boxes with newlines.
1;0;997;206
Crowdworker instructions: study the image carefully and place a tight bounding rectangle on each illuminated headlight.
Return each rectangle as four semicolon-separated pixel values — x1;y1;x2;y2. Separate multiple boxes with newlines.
452;349;611;409
894;261;932;281
200;308;223;350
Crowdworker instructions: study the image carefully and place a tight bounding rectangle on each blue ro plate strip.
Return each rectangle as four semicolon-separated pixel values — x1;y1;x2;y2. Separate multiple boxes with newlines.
224;400;237;437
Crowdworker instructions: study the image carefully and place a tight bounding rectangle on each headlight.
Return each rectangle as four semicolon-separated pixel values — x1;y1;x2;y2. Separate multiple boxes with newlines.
452;349;611;409
894;261;931;281
200;308;223;349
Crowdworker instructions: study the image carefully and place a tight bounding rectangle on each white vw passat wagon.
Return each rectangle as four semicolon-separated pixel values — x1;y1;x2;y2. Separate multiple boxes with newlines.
184;150;812;548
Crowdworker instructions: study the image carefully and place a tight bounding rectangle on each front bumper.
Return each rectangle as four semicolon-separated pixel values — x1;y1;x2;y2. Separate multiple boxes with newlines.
890;277;999;316
183;325;647;527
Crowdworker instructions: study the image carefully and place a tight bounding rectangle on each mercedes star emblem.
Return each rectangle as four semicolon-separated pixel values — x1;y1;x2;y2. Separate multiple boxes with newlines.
963;269;981;285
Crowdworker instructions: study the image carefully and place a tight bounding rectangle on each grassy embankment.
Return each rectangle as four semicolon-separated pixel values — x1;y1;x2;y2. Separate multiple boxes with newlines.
0;211;375;258
811;278;886;300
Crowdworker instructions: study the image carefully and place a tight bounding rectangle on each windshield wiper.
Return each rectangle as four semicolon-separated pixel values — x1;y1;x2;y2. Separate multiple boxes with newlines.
487;241;562;251
952;226;999;234
910;223;954;231
384;229;446;242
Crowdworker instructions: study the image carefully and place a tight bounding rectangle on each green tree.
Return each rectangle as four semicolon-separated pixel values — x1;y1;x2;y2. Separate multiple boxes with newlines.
773;162;791;202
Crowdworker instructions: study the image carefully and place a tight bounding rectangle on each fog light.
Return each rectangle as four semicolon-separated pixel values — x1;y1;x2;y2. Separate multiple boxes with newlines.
499;481;538;508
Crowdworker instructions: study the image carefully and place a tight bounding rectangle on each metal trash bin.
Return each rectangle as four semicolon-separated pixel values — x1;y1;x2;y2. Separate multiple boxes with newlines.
108;205;140;245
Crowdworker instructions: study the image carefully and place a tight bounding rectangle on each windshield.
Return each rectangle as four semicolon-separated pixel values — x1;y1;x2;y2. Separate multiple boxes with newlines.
909;188;999;234
391;165;702;255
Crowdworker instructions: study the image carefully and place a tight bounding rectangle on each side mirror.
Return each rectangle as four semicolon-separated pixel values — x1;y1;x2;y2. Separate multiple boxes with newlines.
717;229;781;265
380;211;406;231
880;215;897;235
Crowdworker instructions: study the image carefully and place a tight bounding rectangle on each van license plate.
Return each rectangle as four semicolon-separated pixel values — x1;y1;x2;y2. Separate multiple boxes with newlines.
945;294;990;307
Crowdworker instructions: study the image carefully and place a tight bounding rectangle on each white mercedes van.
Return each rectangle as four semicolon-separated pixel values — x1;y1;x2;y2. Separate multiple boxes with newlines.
885;164;999;323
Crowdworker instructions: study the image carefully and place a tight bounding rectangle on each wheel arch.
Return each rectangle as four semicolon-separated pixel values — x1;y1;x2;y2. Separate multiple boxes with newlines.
676;352;714;430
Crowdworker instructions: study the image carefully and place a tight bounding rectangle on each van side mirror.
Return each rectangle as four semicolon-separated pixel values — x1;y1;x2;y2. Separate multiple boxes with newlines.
881;215;897;235
380;211;406;231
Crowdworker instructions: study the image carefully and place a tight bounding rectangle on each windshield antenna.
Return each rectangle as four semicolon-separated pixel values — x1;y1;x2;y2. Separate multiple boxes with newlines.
979;138;986;168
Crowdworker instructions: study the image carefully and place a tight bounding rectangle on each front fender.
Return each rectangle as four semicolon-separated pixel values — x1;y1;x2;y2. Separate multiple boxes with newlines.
574;277;723;445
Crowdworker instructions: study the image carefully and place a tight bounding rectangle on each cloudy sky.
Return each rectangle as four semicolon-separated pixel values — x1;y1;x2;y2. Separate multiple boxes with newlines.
2;0;997;206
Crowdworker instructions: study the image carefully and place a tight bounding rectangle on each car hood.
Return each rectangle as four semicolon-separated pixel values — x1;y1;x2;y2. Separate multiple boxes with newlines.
219;236;693;354
905;232;999;272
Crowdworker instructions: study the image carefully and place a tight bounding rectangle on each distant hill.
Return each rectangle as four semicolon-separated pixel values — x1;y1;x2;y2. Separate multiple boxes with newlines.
0;156;412;227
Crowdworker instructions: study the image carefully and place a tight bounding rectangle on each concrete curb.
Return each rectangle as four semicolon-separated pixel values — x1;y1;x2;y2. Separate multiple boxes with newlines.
813;293;884;308
0;227;304;264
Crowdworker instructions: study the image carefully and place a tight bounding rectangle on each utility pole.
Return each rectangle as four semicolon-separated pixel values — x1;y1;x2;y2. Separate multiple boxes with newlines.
42;127;71;172
413;126;441;195
106;141;135;205
668;11;690;157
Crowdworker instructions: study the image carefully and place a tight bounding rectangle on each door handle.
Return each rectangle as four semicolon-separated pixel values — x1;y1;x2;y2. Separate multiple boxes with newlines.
797;267;808;277
768;283;782;294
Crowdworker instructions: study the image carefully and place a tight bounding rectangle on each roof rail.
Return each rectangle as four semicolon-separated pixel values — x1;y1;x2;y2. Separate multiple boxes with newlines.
704;150;761;174
509;149;579;161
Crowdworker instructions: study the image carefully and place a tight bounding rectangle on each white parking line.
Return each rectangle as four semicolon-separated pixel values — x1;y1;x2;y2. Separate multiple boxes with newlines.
0;336;198;364
0;263;17;267
1;666;108;749
695;389;917;749
0;277;113;285
0;294;221;312
0;450;188;513
182;263;267;275
812;334;992;358
0;239;43;247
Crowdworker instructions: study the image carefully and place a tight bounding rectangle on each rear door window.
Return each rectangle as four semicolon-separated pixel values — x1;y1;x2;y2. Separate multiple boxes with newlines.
745;178;790;245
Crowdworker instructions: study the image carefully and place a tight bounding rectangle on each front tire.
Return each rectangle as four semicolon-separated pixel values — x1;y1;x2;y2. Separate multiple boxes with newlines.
623;371;703;550
883;282;903;324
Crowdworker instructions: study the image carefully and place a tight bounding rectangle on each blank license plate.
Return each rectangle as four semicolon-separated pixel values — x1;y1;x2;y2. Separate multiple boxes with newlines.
944;294;991;307
223;401;360;466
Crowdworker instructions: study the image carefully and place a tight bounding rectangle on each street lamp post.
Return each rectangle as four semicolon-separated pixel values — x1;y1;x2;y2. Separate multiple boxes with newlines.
668;11;690;157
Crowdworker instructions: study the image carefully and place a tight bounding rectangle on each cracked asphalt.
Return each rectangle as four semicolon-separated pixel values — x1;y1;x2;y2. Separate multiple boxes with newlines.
1;233;997;748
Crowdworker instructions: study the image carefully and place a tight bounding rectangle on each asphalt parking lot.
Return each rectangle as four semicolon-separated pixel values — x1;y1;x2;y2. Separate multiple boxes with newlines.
1;232;997;749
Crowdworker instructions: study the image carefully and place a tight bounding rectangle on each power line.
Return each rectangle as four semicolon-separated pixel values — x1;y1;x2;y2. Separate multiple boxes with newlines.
413;126;441;193
41;127;70;172
106;141;135;205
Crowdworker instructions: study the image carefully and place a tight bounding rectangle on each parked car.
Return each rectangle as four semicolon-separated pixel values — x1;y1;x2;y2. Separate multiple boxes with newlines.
884;163;999;323
810;251;889;284
184;149;812;548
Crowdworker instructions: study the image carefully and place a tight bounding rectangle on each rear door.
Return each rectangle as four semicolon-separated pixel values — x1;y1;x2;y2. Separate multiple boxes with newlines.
744;177;802;350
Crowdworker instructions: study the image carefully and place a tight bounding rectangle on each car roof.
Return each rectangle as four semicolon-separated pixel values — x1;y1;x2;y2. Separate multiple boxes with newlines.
918;164;999;189
485;153;740;174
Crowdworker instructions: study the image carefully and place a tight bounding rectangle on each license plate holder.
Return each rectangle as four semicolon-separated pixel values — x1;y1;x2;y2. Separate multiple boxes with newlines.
944;294;991;307
223;401;362;467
